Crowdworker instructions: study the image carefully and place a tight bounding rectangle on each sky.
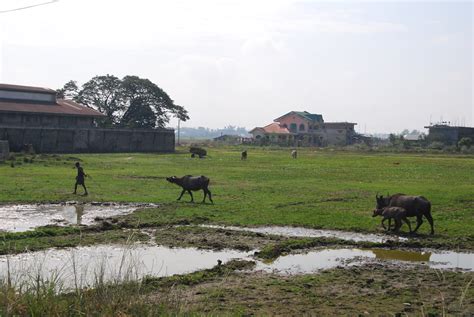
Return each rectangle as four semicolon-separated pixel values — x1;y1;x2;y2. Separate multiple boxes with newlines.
0;0;472;133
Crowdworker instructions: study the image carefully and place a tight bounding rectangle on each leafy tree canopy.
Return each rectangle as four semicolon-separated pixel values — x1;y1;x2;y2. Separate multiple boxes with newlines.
57;75;188;128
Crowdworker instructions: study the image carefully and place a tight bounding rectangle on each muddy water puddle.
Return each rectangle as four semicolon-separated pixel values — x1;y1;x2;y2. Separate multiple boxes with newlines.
201;224;406;243
0;243;471;290
0;244;252;289
0;203;156;232
256;248;474;274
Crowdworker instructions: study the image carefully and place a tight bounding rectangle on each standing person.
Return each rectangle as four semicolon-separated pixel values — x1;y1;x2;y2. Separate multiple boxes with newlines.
73;162;88;196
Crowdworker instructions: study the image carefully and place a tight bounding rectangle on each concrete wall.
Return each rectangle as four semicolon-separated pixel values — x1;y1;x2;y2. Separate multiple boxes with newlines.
0;127;174;153
0;113;95;128
0;140;9;161
427;126;474;145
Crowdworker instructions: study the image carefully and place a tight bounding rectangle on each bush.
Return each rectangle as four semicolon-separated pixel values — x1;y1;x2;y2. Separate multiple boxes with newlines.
428;142;445;150
458;137;472;148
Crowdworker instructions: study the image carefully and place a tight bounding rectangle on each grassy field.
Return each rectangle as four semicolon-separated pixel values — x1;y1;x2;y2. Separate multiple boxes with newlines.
0;147;473;245
1;147;473;315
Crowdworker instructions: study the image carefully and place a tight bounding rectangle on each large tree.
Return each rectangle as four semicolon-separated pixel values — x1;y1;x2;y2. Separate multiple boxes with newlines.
56;80;79;99
75;75;124;127
57;74;187;128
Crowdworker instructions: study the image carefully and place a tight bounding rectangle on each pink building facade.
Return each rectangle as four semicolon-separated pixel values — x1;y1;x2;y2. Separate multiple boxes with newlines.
250;111;357;146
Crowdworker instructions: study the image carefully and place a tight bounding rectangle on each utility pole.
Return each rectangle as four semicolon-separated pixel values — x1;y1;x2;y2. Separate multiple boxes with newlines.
177;119;181;146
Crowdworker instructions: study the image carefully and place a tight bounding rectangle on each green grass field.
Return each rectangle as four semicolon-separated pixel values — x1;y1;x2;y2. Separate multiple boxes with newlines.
0;147;473;243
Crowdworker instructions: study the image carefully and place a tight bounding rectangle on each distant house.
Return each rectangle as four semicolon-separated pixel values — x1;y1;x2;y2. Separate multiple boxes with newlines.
249;122;294;145
402;133;424;142
250;111;357;146
424;124;474;145
213;134;251;145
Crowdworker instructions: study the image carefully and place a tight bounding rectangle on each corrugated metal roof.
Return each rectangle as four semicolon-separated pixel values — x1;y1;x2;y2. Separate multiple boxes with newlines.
0;99;106;117
0;83;56;94
274;111;324;123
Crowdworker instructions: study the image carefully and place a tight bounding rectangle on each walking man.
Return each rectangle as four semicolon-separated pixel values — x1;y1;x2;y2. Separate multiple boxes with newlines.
73;162;88;196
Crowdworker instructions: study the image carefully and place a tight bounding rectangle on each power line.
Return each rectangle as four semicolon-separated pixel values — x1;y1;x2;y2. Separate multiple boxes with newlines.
0;0;59;14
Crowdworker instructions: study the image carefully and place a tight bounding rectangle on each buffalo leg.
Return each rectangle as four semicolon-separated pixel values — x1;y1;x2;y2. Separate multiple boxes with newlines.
177;189;186;201
202;189;207;203
394;219;402;232
381;218;387;230
403;217;412;233
207;189;213;204
413;215;423;233
425;213;435;235
188;190;194;202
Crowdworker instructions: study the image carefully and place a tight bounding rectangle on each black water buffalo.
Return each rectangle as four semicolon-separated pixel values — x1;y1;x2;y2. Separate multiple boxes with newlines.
372;206;412;233
166;175;213;203
375;193;434;234
241;150;247;160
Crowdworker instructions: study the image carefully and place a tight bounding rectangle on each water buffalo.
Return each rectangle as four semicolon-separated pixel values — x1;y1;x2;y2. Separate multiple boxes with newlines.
375;193;434;234
167;175;213;203
372;206;412;233
241;150;247;160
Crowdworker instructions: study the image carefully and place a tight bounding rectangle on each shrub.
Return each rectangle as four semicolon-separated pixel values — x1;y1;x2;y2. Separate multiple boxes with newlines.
458;137;472;148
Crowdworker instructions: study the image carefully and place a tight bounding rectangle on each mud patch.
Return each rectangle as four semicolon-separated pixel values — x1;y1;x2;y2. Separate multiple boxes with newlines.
0;202;157;232
201;224;405;243
0;244;251;289
160;263;473;316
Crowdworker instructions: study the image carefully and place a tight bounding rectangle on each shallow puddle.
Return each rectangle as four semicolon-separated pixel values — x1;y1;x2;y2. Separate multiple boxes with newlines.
0;244;251;289
0;203;156;232
256;248;474;274
201;224;406;243
0;243;471;291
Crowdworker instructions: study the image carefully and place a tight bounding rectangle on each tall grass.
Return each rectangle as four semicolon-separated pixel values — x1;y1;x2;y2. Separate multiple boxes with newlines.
0;235;172;316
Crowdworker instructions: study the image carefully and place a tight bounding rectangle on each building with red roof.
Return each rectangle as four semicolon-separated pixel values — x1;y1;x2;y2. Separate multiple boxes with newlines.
0;83;105;128
0;83;174;153
250;111;357;146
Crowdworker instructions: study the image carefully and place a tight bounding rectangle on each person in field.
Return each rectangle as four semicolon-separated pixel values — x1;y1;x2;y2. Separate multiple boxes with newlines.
73;162;88;196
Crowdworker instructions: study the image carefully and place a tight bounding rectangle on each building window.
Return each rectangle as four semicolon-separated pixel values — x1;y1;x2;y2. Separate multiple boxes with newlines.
290;123;297;132
299;124;305;131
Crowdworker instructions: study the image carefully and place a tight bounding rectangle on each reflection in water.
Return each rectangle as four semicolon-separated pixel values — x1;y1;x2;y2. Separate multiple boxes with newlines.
0;203;148;232
370;249;431;262
257;248;474;274
61;205;85;225
0;244;471;291
0;244;252;290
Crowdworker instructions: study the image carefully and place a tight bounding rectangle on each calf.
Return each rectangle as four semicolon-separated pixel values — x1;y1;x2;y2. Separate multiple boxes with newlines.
241;150;247;160
372;206;412;233
291;150;297;159
166;175;213;203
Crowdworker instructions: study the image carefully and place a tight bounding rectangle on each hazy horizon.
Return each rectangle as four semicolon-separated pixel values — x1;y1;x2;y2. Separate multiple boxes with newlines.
0;0;472;134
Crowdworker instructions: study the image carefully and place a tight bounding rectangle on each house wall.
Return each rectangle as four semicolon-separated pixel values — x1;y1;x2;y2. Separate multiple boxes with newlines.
0;127;174;153
0;140;9;161
427;126;474;145
0;113;95;128
277;115;311;133
250;129;266;140
324;123;356;146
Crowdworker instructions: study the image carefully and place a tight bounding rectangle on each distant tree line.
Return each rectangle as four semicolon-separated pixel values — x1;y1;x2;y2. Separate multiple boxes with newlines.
179;126;250;139
57;75;189;128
